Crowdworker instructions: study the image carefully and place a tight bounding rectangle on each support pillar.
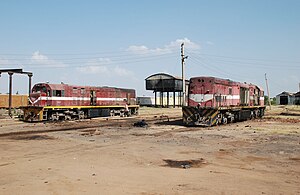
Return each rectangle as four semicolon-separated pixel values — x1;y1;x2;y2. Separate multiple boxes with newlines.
28;73;33;95
167;92;169;107
173;91;176;108
8;72;13;117
154;91;157;107
179;92;182;107
160;92;163;107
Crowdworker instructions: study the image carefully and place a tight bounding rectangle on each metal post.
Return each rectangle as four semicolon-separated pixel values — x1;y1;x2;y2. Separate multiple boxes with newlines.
160;92;163;107
154;91;157;107
167;92;169;107
173;91;176;108
8;72;13;117
28;73;33;95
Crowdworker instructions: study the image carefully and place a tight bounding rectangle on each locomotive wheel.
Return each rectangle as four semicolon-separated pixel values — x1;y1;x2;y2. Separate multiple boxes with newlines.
50;112;59;121
250;111;254;119
222;117;228;124
259;109;264;118
110;110;115;117
78;111;85;120
215;119;220;125
256;109;262;118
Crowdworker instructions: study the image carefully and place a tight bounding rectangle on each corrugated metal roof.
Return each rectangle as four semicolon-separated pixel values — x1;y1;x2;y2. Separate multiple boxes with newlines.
276;91;295;96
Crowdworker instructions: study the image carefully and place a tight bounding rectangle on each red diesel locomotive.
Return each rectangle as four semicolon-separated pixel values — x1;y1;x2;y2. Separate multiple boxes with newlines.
22;83;139;121
183;76;265;126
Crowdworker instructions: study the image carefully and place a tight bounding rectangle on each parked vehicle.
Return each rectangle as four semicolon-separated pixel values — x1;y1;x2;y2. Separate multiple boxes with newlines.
22;83;139;121
183;76;265;126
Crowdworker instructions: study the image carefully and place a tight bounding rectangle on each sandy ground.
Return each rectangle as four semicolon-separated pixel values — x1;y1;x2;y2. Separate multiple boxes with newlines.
0;106;299;194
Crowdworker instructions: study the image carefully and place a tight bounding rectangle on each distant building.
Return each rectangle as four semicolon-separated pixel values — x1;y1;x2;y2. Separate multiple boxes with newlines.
276;91;296;105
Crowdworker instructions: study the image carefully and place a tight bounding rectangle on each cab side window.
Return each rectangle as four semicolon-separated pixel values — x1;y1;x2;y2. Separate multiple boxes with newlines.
53;90;65;97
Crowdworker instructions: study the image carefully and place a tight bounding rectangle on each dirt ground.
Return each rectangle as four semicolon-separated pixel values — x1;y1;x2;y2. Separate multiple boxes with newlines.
0;106;299;194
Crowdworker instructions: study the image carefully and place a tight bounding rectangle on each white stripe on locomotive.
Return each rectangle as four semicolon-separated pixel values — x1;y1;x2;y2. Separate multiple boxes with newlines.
189;94;240;102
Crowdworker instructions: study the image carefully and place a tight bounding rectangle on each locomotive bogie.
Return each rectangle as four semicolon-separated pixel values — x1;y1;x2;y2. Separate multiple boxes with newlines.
183;106;265;126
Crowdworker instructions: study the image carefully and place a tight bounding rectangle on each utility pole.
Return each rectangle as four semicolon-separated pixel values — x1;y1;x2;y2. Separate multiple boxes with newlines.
181;43;188;106
265;73;271;110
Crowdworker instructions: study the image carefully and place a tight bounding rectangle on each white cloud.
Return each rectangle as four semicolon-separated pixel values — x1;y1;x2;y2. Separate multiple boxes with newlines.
76;58;111;74
127;38;200;55
77;65;109;74
127;45;150;54
167;38;200;50
31;51;48;61
76;58;133;78
30;51;66;68
113;66;134;77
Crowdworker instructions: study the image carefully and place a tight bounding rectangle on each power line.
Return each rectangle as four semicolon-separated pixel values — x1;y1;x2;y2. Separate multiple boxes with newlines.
0;52;178;69
0;47;179;57
188;55;243;80
0;50;178;68
186;51;300;69
1;50;177;61
186;50;300;64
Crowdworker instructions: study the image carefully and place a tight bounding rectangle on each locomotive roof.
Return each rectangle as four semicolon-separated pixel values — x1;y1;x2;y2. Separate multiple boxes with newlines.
190;76;233;82
35;83;134;91
249;83;264;91
190;76;263;89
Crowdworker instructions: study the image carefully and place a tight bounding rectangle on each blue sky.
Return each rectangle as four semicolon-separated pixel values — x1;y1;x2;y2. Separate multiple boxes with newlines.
0;0;299;97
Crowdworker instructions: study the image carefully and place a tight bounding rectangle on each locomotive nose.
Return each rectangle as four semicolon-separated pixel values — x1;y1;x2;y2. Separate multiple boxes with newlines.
29;93;41;106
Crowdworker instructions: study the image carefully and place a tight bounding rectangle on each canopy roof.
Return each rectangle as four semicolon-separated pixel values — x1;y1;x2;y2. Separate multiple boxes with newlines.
145;73;188;92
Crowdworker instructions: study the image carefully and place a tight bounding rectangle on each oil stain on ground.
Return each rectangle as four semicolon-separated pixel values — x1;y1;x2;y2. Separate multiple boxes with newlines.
162;158;207;169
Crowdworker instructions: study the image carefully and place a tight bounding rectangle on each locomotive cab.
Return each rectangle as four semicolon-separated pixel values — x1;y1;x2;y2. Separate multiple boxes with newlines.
29;83;50;107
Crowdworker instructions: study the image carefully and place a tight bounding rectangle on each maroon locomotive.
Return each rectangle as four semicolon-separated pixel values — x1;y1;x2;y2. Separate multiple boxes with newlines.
183;76;265;126
22;83;139;121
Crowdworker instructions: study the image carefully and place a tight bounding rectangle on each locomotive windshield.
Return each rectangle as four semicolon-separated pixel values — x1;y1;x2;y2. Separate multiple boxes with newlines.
33;85;47;93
